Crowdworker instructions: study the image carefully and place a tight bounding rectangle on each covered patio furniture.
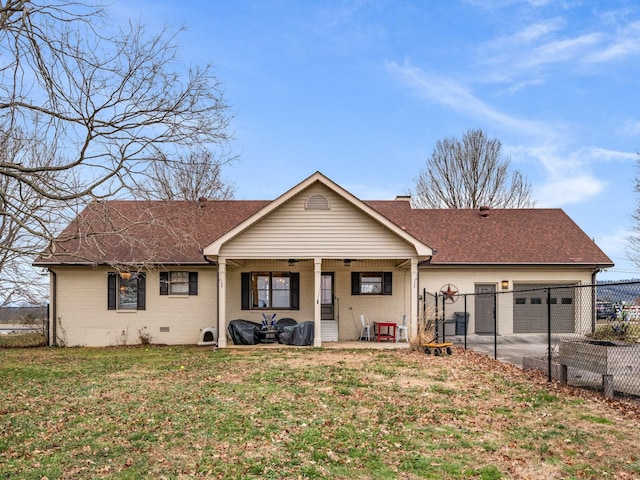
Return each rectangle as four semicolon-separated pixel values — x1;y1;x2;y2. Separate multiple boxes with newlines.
279;321;314;346
227;319;262;345
275;317;297;333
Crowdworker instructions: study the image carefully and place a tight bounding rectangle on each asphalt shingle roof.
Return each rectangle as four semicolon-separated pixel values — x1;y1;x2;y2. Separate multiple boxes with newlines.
367;201;612;266
35;198;613;268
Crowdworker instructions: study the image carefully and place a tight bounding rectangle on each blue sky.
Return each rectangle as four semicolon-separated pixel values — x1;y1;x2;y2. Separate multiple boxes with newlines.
112;0;640;280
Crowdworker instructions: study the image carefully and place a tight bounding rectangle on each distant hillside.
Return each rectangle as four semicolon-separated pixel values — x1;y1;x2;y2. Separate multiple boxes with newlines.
597;279;640;304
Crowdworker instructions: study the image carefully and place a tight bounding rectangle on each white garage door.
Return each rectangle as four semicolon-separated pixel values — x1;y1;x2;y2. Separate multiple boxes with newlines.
513;284;575;333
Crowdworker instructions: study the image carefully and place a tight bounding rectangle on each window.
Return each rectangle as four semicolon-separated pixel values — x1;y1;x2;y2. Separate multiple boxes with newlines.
241;272;299;310
108;272;146;310
530;297;542;305
351;272;392;296
561;298;573;305
515;297;526;305
160;272;198;296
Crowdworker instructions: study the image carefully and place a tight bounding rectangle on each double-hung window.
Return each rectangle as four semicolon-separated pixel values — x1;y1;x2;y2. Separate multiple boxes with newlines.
351;272;393;296
160;272;198;296
108;272;146;310
241;272;299;310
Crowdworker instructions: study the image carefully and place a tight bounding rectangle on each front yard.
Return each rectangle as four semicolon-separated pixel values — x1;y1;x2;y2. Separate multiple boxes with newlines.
1;345;640;479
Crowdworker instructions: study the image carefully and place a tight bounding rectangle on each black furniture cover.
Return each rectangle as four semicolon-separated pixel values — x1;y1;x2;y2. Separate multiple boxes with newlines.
275;317;297;332
279;321;314;346
227;319;261;345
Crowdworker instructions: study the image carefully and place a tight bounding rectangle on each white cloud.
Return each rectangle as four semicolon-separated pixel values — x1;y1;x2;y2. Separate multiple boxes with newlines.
463;0;553;8
584;21;640;64
534;174;604;207
386;62;557;140
521;33;603;67
476;13;640;93
513;19;564;43
507;145;632;207
567;147;637;164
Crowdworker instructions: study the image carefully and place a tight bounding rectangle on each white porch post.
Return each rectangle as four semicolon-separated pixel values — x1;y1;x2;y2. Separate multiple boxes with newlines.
410;258;419;340
217;258;227;348
314;257;322;347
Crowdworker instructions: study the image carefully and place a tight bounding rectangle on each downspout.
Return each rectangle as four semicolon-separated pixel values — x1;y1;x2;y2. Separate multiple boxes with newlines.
50;268;57;347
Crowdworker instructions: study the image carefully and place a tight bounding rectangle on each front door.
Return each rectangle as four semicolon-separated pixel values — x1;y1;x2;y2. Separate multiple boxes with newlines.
321;273;334;320
321;273;338;341
475;284;496;334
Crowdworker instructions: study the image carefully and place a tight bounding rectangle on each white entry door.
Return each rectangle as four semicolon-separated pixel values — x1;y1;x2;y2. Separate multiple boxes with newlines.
321;273;338;341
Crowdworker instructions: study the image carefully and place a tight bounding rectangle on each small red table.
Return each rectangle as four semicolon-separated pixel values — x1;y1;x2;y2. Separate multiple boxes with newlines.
373;322;397;342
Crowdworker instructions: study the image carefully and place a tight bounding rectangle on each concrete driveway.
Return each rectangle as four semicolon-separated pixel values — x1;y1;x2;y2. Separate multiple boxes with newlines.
450;333;552;367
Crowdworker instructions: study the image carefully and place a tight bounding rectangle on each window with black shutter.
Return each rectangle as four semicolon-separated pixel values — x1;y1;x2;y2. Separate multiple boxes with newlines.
241;272;299;310
351;272;392;296
108;272;146;310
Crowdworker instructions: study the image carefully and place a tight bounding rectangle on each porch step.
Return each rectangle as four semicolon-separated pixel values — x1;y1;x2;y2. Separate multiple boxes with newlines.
321;320;338;342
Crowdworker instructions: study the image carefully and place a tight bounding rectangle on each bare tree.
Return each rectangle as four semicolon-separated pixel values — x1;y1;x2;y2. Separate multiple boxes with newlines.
628;156;640;269
0;1;234;303
139;149;237;201
412;129;535;209
0;130;64;305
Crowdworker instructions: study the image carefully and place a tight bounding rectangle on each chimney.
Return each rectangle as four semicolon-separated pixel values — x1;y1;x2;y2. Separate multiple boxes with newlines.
479;205;490;217
395;195;412;206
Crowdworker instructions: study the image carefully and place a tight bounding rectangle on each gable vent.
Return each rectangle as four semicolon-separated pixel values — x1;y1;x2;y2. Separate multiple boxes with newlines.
305;194;330;210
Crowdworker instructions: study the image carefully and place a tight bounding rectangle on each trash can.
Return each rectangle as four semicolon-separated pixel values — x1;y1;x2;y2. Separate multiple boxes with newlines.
454;312;469;335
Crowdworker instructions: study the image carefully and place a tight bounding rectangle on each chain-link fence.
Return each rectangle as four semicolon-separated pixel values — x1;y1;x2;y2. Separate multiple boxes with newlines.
419;282;640;400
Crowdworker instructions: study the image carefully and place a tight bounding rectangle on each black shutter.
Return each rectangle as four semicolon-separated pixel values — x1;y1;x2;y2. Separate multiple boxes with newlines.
290;272;299;310
137;273;146;310
351;272;360;295
159;272;169;295
189;272;198;295
241;272;250;310
383;272;393;295
107;273;117;310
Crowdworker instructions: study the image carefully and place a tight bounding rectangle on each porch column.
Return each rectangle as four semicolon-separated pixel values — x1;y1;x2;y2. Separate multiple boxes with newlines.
410;258;419;340
314;257;322;347
217;258;227;348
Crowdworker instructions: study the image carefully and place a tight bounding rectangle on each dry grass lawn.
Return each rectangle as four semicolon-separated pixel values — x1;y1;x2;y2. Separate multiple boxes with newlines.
1;345;640;479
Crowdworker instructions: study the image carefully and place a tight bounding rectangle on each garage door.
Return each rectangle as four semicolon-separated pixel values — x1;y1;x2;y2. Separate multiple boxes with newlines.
513;284;575;333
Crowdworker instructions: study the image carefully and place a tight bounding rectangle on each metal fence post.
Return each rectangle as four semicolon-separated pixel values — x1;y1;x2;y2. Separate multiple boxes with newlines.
547;288;552;383
464;294;468;350
442;296;446;343
46;303;50;347
493;291;497;360
434;291;439;342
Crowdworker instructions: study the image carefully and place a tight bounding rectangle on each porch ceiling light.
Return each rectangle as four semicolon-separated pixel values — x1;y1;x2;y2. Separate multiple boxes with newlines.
343;259;351;267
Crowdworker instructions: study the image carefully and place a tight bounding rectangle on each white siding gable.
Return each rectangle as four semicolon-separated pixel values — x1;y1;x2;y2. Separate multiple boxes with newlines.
219;184;415;259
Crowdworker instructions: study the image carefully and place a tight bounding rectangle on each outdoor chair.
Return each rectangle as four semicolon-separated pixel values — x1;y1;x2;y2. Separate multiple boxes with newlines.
359;314;372;341
396;314;408;343
275;317;297;333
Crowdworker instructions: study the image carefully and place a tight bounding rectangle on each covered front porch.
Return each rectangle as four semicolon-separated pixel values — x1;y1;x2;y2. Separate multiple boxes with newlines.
214;258;421;348
200;173;434;348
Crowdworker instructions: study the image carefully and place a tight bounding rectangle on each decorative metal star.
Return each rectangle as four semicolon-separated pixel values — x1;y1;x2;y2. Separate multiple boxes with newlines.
441;284;458;302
